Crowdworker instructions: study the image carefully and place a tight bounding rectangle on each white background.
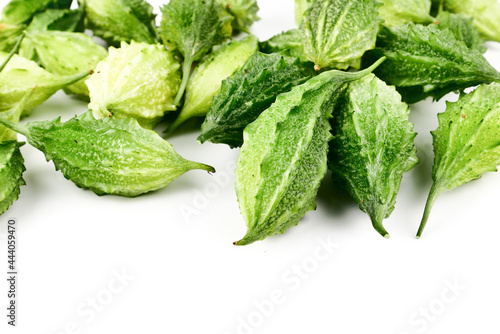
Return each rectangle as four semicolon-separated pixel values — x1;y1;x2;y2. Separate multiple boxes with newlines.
1;1;500;333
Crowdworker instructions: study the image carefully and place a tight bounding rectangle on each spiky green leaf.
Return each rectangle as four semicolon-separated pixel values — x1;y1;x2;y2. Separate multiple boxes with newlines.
160;0;232;105
160;0;231;61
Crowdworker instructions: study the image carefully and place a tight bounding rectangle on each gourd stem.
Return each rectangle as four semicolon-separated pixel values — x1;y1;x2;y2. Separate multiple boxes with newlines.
174;57;193;106
417;182;443;239
370;206;390;239
0;32;25;73
0;118;29;137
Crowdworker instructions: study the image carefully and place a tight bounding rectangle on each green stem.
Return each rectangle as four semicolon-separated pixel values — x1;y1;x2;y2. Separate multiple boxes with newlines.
370;206;390;239
354;56;386;79
0;117;30;138
167;111;189;134
57;70;93;89
174;57;194;106
0;32;25;74
416;182;444;239
168;101;202;134
187;161;215;173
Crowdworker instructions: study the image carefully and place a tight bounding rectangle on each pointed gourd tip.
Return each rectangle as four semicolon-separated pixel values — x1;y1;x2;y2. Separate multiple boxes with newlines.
196;132;205;143
201;163;216;174
375;228;389;238
370;210;389;239
416;228;425;239
185;160;215;173
373;224;390;238
205;164;216;174
417;184;442;240
197;129;216;145
233;239;248;246
234;235;254;246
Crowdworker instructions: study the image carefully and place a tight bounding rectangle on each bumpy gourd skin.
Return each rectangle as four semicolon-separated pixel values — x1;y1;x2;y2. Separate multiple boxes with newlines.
78;0;159;45
364;23;500;103
260;29;308;62
160;0;232;106
234;59;385;245
300;0;382;70
218;0;260;33
329;74;418;238
0;90;32;216
198;52;316;148
378;0;434;27
22;30;108;97
169;35;259;132
442;0;500;43
295;0;311;26
0;111;215;197
1;0;72;25
0;89;30;142
418;83;500;237
86;41;181;129
0;52;89;116
25;7;84;33
2;6;84;54
433;11;486;53
0;141;25;216
0;23;25;53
